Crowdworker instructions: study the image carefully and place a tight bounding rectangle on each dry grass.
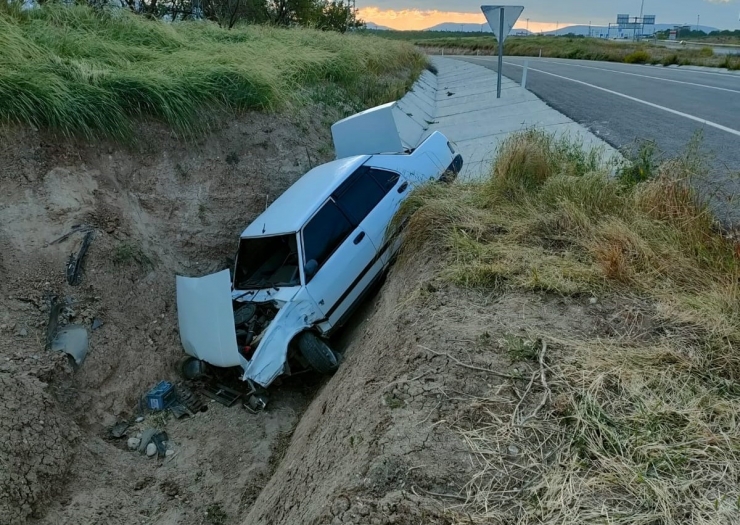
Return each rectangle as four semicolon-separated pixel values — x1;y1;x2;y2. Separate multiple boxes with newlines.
396;131;740;524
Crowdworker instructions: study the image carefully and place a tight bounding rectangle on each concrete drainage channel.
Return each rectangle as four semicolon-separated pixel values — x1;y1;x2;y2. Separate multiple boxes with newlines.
395;56;620;180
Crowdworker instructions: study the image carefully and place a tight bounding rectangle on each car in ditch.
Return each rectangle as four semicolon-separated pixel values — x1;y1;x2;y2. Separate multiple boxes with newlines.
176;105;463;399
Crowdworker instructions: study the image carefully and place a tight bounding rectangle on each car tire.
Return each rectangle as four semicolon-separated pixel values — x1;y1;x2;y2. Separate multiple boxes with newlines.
297;331;339;374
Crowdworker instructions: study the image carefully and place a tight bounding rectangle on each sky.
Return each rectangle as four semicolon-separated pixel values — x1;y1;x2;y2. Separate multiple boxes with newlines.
357;0;740;31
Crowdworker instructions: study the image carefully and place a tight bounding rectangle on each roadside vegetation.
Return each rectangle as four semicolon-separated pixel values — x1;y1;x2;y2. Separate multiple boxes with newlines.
368;30;740;70
0;4;425;139
396;131;740;523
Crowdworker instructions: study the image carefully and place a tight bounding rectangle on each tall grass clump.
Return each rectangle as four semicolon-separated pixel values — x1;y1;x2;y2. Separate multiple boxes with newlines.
397;131;740;523
0;4;425;139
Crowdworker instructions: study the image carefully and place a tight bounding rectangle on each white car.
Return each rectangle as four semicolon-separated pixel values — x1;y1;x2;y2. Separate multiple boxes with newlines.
176;110;462;395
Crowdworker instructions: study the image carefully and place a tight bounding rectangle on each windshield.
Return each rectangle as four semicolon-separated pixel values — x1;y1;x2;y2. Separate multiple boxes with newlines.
234;234;301;290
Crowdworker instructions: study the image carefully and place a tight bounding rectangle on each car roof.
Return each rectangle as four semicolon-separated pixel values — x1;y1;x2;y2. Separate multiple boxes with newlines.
241;155;371;237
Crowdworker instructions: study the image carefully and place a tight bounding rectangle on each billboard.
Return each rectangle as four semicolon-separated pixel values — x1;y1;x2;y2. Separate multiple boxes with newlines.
617;14;629;24
643;15;656;25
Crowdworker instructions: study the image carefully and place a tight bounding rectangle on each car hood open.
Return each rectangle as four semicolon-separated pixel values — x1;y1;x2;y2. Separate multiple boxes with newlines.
176;270;241;368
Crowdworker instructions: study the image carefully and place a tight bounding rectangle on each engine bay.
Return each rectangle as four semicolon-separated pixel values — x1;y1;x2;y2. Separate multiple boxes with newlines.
233;301;278;362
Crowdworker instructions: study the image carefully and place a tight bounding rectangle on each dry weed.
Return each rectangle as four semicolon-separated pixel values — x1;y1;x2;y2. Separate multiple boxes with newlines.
397;131;740;523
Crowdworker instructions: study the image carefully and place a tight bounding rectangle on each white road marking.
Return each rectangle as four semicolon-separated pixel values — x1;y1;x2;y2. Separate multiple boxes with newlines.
497;61;740;138
534;59;740;94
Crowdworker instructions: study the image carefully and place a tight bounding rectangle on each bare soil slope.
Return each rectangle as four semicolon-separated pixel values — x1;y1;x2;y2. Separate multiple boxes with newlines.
0;112;333;525
242;257;626;524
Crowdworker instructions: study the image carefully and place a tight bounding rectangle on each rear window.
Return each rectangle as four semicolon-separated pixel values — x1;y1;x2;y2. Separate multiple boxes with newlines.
303;201;353;268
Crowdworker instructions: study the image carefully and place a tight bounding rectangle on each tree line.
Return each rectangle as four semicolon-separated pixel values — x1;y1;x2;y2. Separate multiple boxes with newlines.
52;0;364;31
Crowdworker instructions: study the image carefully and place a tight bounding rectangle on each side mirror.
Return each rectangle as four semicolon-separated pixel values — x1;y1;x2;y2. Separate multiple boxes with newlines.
304;259;319;280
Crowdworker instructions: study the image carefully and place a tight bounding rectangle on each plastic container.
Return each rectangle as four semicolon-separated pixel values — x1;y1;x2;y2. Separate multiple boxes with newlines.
145;381;176;411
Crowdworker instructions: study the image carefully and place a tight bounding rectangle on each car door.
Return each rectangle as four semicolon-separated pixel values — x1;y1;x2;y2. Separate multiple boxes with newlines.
303;198;377;325
353;167;408;266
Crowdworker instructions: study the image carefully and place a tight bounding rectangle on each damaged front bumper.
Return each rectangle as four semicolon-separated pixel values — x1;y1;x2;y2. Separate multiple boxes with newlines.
175;270;320;388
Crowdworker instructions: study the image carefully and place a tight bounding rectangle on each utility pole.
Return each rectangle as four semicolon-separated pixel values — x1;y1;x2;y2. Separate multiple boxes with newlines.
588;20;591;37
697;14;700;32
526;18;529;32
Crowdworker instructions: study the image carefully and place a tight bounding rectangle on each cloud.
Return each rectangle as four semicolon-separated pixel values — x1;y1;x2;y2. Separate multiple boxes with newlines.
357;0;740;30
358;7;565;31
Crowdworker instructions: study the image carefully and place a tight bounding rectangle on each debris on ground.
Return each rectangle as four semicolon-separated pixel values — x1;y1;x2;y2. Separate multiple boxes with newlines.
145;380;177;411
109;421;129;439
66;230;95;286
146;442;157;457
200;383;242;407
137;428;157;453
47;224;93;246
50;325;89;366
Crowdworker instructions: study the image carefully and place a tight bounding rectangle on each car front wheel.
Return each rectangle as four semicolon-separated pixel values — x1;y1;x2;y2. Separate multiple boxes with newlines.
297;331;340;374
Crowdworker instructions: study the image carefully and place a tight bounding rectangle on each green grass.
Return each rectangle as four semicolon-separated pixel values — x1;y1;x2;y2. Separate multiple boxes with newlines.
0;4;425;139
397;131;740;524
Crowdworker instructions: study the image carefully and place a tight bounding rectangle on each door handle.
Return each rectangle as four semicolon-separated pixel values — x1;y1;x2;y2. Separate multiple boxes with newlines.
397;182;409;193
353;231;365;245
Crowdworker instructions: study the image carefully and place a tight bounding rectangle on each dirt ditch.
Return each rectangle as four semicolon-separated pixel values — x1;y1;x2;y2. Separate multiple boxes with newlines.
0;112;335;525
1;113;669;525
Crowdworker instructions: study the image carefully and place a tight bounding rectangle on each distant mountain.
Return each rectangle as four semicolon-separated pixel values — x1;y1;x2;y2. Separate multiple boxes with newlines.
542;23;719;37
423;22;531;35
415;21;718;37
364;22;392;31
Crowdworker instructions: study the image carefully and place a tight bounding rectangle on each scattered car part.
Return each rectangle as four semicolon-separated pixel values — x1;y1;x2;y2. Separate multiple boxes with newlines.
45;296;64;350
110;421;130;439
151;431;169;457
50;325;89;366
66;230;95;286
169;383;205;418
245;394;269;413
200;383;242;407
297;332;339;374
178;356;208;381
145;381;176;411
138;428;157;453
48;224;93;246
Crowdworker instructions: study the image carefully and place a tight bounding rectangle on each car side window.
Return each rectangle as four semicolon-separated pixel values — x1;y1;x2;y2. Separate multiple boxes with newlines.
333;169;386;226
302;200;353;269
368;168;400;192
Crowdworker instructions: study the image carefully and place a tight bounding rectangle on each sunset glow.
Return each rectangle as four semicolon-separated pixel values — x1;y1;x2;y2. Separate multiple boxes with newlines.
358;7;568;33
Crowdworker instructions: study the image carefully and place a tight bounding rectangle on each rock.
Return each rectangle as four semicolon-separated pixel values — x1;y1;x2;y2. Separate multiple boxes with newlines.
135;416;145;423
18;328;28;337
127;437;141;450
146;443;157;457
589;297;598;304
165;449;175;457
508;444;520;456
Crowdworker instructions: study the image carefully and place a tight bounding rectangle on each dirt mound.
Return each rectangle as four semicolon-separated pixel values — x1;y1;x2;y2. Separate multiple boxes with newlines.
242;257;605;524
0;110;333;523
0;373;79;525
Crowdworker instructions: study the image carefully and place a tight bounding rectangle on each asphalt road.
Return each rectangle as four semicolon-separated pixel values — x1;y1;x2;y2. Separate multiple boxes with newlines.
459;56;740;222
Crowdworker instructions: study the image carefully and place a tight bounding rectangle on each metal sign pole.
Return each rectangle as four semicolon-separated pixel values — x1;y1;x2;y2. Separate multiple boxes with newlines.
497;8;504;98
